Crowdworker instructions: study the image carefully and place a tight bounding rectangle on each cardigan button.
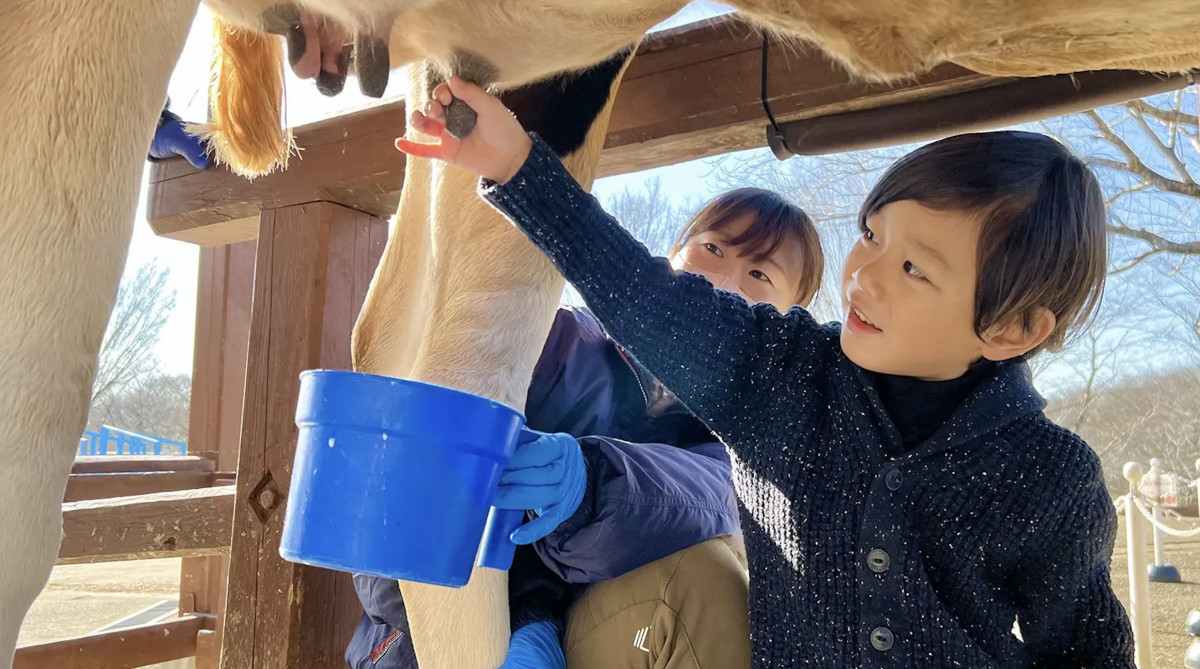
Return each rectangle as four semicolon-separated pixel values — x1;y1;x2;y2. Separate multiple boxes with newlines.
867;548;890;573
885;468;903;491
870;626;894;651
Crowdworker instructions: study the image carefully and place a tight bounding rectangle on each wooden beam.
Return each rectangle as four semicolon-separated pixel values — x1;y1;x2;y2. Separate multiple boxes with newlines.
63;471;230;502
182;241;256;669
769;69;1196;156
220;202;381;669
72;456;215;474
148;108;406;245
14;615;203;669
196;629;219;669
58;486;235;564
594;19;986;174
147;15;988;245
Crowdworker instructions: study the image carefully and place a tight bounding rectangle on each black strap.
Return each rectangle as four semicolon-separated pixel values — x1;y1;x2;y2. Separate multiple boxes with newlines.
760;33;792;155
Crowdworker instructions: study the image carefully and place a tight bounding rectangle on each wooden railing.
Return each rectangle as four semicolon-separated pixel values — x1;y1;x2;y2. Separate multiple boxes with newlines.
13;454;235;667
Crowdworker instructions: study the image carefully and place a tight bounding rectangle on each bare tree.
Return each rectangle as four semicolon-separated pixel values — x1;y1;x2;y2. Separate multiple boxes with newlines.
90;373;191;442
1039;296;1153;432
606;177;698;256
90;259;177;407
1071;95;1200;269
1049;366;1200;493
563;178;698;306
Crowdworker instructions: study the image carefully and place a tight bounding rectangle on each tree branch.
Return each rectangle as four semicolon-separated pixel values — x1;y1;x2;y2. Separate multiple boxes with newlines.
1087;110;1200;199
1124;99;1199;129
1105;182;1150;207
1107;222;1200;255
1127;105;1196;184
1110;247;1164;274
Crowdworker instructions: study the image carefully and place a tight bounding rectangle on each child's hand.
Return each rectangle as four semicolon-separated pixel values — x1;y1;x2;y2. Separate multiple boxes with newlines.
395;76;533;185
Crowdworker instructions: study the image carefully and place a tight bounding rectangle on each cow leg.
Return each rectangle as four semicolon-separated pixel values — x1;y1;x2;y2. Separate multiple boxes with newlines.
0;2;197;665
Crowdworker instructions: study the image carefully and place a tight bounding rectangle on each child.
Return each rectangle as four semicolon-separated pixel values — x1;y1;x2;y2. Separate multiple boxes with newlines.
347;189;825;669
395;77;1135;667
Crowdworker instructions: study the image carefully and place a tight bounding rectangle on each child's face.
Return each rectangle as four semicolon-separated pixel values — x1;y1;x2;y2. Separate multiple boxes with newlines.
670;214;808;312
839;200;989;381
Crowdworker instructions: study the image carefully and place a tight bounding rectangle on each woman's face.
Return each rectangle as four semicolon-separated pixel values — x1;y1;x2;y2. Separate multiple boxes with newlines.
669;214;810;312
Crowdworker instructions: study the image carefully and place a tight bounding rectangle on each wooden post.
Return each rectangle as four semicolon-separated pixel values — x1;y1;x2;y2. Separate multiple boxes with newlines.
220;202;385;669
183;240;256;669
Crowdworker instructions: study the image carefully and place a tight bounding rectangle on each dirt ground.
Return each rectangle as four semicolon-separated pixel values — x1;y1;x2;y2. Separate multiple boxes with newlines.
17;557;191;669
15;514;1200;668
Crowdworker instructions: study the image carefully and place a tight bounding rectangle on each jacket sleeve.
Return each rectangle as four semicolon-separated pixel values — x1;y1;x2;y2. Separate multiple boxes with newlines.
507;543;579;633
523;307;627;437
1012;457;1135;667
482;134;833;446
533;435;740;583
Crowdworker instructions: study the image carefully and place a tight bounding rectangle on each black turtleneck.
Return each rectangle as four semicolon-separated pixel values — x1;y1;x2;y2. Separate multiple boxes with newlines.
872;360;1002;449
873;359;1003;448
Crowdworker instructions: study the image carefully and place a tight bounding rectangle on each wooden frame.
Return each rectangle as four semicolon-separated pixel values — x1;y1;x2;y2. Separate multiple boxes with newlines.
14;615;205;669
218;202;384;669
768;69;1196;157
57;487;235;564
63;471;233;503
181;239;257;668
71;456;215;474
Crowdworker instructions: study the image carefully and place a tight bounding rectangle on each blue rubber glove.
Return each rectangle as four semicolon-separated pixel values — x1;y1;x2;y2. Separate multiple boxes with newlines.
150;110;211;169
498;621;566;669
492;431;586;545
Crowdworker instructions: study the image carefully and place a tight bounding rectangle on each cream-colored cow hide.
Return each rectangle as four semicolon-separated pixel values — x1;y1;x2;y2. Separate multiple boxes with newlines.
0;1;201;666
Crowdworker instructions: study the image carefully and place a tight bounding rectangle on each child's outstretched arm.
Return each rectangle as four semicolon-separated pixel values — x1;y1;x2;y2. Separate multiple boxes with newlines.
396;78;833;439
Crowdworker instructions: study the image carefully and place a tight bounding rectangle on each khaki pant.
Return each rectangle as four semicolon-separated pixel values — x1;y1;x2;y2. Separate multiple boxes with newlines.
563;535;751;669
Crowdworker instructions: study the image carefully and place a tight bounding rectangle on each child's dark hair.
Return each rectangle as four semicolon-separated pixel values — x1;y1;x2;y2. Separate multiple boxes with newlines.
860;131;1106;355
669;188;824;306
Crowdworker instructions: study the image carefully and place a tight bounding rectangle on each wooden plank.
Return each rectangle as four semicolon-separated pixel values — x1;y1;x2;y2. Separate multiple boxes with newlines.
146;15;987;245
14;615;203;669
148;109;406;245
58;486;235;564
63;471;228;502
181;241;256;669
220;203;381;669
187;240;257;465
72;456;214;474
595;19;987;175
196;629;219;669
770;68;1197;156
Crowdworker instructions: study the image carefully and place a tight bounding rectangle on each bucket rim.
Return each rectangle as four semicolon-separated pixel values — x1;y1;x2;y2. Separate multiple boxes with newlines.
298;369;526;421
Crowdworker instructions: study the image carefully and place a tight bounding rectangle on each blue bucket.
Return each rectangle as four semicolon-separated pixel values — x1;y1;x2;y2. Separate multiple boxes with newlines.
280;370;528;587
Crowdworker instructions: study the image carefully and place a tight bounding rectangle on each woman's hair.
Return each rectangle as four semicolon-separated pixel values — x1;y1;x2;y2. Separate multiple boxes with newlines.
669;188;824;307
860;130;1107;355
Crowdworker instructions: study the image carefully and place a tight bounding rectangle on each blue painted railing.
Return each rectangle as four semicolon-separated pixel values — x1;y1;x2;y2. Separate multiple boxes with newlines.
78;425;187;456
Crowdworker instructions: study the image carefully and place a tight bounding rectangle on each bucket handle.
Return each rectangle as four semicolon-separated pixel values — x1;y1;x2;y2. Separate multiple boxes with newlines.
477;426;541;571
